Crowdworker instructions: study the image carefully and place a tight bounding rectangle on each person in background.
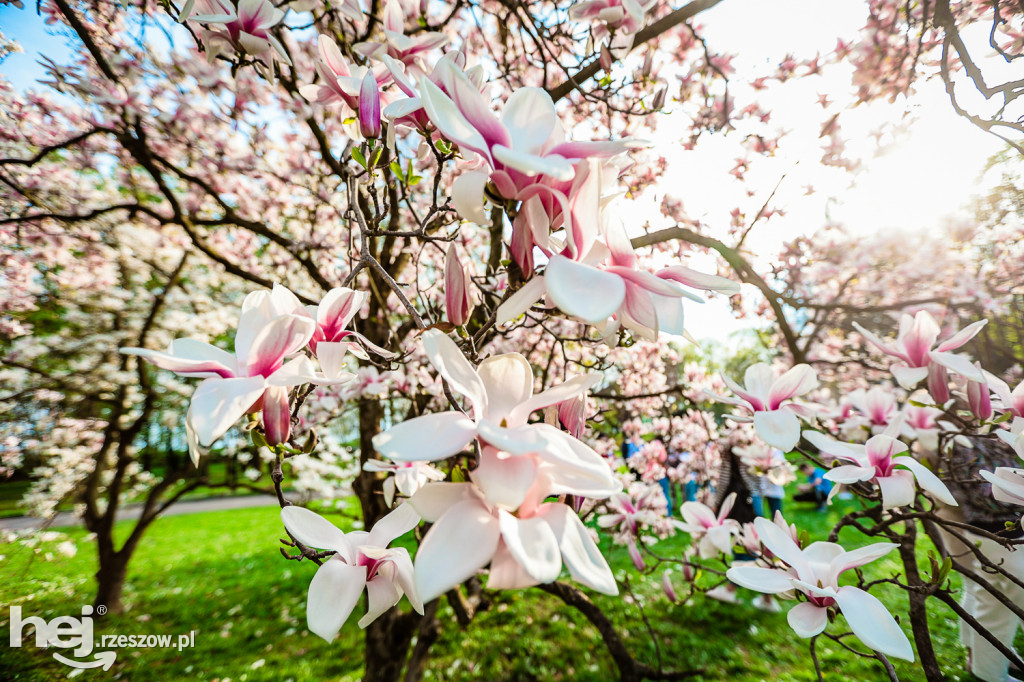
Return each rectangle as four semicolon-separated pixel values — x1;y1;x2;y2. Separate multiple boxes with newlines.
761;448;791;518
794;462;832;512
705;446;760;604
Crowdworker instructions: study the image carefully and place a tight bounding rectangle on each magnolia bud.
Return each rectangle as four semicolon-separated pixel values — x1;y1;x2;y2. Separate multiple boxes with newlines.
262;385;291;446
967;364;993;421
558;393;588;439
358;71;381;139
599;44;613;72
662;570;679;602
444;244;473;326
651;87;667;111
927;362;950;405
641;50;654;78
628;540;645;571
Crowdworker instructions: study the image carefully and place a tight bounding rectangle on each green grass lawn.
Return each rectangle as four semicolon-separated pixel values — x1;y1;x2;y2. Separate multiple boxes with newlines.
0;498;980;681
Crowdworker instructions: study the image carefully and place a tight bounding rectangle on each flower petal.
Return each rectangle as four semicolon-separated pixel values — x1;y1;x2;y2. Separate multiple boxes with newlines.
892;456;958;506
477;353;534;424
372;411;477;461
544;255;626;324
877;469;916;509
537;503;617;595
753;410;802;452
368;502;421;547
407;482;480;522
306;557;366;641
725;566;795;594
358;572;403;628
451;170;490;225
421;329;488;414
414;498;500;603
282;505;353;559
786;602;828;638
496;276;548;325
834;586;915;661
188;376;267;446
498;509;562;583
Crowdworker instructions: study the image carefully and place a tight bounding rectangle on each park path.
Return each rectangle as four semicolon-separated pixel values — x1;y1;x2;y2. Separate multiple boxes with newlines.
0;494;280;532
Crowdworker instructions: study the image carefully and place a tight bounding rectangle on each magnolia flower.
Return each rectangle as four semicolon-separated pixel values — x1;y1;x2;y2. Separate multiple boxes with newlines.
979;467;1024;506
568;0;657;56
985;374;1024;457
281;504;422;639
194;0;292;67
495;209;739;339
363;459;445;506
122;287;349;460
853;311;986;389
710;363;818;451
804;430;957;509
300;35;392;111
372;329;601;463
676;493;740;559
444;245;473;327
271;284;396;360
354;0;448;68
406;441;621;602
727;517;914;661
420;60;635;225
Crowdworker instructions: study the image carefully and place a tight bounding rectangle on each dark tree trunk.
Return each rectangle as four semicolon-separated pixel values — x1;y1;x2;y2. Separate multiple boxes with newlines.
353;396;437;681
897;523;944;681
93;548;130;615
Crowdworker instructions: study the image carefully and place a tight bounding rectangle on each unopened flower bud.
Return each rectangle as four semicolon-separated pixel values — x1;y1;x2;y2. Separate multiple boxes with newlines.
359;71;381;139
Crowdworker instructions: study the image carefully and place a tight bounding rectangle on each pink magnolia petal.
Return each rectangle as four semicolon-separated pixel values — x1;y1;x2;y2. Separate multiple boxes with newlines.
537;503;617;595
414;498;500;603
358;572;403;628
752;517;807;572
767;364;818;410
501;87;558;156
979;468;1024;505
407;482;480;522
496;276;547;325
189;376;267;446
497;509;562;583
471;449;539;511
544;255;626;324
824;464;875;484
902;311;941;366
421;329;488;414
656;265;740;294
787;602;828;638
307;558;366;641
892;456;958;506
753;410;801;452
451;170;490;225
829;542;898;579
372;411;477;461
245;314;316;378
476;353;534;423
891;363;929;389
281;506;353;560
508;373;602;425
419;77;492;163
928;350;985;382
725;566;795;594
121;338;238;378
487;538;541;589
877;469;916;509
834;586;915;661
368;502;421;547
492;144;575;181
936;319;988;352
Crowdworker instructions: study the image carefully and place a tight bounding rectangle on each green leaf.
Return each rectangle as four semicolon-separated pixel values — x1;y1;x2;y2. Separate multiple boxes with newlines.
351;147;366;169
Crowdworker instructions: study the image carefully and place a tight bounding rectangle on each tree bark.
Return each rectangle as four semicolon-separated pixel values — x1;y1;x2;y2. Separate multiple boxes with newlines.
897;523;944;681
93;547;130;615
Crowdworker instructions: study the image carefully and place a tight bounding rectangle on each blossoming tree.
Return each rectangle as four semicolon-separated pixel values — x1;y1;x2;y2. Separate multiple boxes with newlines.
2;0;1023;679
